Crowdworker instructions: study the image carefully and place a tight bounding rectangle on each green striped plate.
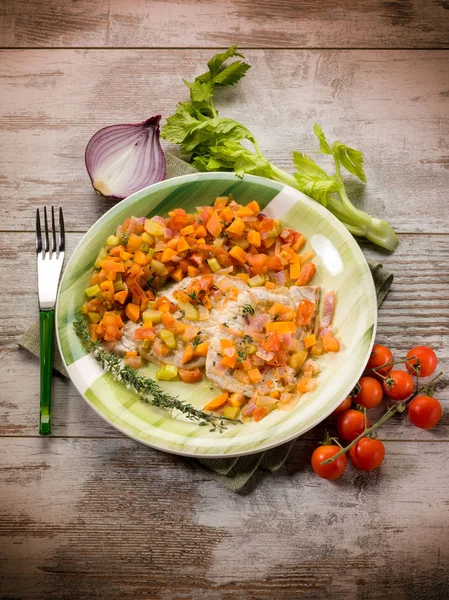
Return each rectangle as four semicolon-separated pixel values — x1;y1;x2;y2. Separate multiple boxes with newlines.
56;172;376;457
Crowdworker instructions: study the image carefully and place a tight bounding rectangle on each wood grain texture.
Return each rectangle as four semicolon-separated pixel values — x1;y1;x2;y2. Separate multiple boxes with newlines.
1;232;447;440
0;0;448;49
0;49;448;233
1;437;449;600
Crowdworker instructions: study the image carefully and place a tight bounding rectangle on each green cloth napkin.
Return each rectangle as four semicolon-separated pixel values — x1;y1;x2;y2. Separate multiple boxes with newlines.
19;153;393;492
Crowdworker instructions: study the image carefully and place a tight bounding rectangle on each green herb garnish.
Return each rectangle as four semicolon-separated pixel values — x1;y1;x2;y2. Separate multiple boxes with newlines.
192;335;202;350
243;335;253;344
73;318;238;432
242;304;256;316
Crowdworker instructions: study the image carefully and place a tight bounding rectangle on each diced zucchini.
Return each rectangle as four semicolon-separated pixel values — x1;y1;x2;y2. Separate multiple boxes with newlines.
288;351;308;372
245;343;258;355
94;247;108;269
87;312;101;324
159;329;177;350
142;309;163;325
85;284;100;297
151;259;169;276
144;219;165;237
140;339;152;352
248;274;264;287
231;238;250;250
113;278;125;292
207;258;221;273
267;220;283;238
156;365;178;381
223;406;240;420
177;301;199;321
106;235;120;247
141;232;154;245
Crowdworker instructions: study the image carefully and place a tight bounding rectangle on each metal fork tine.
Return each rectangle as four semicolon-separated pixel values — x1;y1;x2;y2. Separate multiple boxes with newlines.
59;207;65;253
51;206;57;254
43;206;50;256
36;209;42;254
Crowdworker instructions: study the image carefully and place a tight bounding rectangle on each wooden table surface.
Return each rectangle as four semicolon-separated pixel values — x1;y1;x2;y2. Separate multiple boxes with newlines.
1;2;448;599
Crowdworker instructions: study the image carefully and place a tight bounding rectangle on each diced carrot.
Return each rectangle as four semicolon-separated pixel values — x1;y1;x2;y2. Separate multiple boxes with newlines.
194;342;209;356
116;314;124;328
125;303;140;322
177;237;190;253
246;201;260;215
177;224;193;236
289;252;300;264
265;281;276;290
187;265;200;277
268;302;289;317
247;253;268;270
248;368;262;383
262;238;276;250
266;321;297;334
179;368;202;383
182;344;194;365
120;249;132;260
237;205;254;217
102;313;119;326
126;355;142;369
104;270;117;281
100;280;115;294
134;327;156;341
201;294;212;310
296;299;316;326
109;245;124;257
159;313;173;328
322;333;340;353
134;250;149;265
195;224;207;238
101;258;126;272
259;217;275;232
229;245;247;264
253;406;269;421
247;230;261;247
289;263;301;280
297;377;313;393
214;196;229;212
266;255;284;271
270;390;280;399
206;209;223;238
227;393;246;407
204;393;229;411
303;334;317;349
221;355;236;369
292;233;306;251
166;237;178;250
219;206;235;224
113;290;128;304
226;216;245;236
170;267;184;282
220;339;235;351
236;273;250;283
104;325;119;341
127;233;142;250
296;262;316;286
161;248;177;263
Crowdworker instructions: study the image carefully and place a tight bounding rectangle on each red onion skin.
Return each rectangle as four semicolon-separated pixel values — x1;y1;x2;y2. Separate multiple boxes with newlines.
85;115;166;200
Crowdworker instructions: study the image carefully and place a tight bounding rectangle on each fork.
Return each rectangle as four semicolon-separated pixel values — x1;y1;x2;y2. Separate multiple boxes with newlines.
36;207;65;435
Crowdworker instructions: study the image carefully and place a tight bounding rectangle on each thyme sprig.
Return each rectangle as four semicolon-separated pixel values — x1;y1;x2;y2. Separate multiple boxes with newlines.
74;318;239;432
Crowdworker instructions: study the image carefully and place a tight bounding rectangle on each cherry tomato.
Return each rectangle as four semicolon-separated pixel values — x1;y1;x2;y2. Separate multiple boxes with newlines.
311;445;347;480
353;377;383;409
366;344;394;376
383;370;414;401
349;437;386;471
408;395;442;429
337;409;370;442
333;397;352;414
406;346;438;378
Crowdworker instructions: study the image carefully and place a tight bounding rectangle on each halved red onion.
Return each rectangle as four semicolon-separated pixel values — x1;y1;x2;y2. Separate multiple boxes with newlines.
85;115;166;199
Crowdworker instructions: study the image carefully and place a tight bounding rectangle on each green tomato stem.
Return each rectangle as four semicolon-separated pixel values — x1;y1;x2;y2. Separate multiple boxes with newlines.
321;371;444;465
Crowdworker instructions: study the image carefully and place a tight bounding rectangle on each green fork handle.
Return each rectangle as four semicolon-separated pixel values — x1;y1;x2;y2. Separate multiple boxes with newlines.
39;310;55;435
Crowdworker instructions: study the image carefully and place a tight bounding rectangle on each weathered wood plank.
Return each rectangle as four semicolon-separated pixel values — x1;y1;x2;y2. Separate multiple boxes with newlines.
0;0;448;49
0;50;448;233
1;437;448;599
1;232;447;439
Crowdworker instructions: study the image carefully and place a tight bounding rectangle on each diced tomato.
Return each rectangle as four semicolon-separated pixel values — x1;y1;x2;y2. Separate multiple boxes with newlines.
179;368;203;383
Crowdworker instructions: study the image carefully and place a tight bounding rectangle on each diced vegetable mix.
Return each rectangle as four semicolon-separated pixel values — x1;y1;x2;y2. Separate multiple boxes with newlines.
82;195;340;423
